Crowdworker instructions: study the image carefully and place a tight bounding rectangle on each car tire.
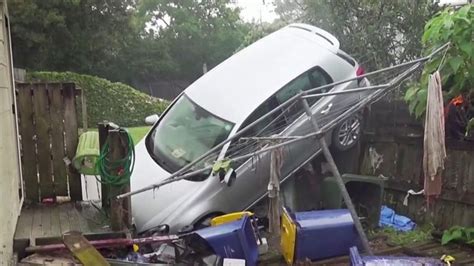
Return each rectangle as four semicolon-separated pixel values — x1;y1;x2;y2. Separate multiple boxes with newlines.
332;115;362;151
193;213;223;230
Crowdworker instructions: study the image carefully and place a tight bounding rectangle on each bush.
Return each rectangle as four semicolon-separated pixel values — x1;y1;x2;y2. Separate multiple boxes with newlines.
28;71;169;127
405;5;473;117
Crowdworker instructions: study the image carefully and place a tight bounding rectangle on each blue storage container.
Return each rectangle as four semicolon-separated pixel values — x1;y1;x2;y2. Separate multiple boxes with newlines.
350;246;444;265
196;215;258;266
282;208;362;263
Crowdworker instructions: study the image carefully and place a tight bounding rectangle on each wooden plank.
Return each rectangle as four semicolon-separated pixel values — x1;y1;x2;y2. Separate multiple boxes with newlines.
33;83;54;198
59;204;71;234
14;208;34;241
385;181;474;206
31;206;43;246
67;204;83;233
98;123;110;209
109;130;126;231
48;84;68;196
50;205;61;236
41;206;52;237
63;83;82;201
62;231;109;266
17;84;39;202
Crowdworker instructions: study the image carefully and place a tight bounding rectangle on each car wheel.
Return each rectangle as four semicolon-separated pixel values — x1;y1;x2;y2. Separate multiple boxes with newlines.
193;213;222;230
332;115;362;151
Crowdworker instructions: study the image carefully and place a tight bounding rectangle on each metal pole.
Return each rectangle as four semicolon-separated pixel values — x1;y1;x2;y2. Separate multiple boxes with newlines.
301;98;373;255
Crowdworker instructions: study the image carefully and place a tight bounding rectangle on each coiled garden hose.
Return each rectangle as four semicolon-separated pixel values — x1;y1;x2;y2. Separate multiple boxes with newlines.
95;128;135;187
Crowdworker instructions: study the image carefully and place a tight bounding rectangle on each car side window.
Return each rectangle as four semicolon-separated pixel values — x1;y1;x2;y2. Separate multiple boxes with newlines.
226;97;279;169
275;67;333;125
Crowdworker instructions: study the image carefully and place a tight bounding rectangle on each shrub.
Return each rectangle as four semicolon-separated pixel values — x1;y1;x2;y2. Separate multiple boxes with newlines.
28;71;169;127
405;5;473;117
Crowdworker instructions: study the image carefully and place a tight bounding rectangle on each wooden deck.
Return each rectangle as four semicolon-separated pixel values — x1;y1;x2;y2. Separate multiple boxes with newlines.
14;202;126;251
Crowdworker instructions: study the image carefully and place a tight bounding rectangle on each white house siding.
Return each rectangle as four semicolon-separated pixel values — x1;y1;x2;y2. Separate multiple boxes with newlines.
0;0;20;264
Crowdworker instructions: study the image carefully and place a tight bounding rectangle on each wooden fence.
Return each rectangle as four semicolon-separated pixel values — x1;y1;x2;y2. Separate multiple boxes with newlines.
16;83;82;203
358;100;474;229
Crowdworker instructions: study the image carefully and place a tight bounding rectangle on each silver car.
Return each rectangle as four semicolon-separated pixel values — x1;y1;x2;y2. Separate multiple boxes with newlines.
131;23;368;233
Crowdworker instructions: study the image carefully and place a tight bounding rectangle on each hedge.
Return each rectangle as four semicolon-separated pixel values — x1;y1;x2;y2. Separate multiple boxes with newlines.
28;71;169;127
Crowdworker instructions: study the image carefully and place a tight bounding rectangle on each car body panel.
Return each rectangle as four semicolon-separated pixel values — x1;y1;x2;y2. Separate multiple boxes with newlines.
186;25;340;124
131;23;366;233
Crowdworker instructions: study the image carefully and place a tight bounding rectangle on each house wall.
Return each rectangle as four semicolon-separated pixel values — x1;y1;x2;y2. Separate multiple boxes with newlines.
0;0;21;263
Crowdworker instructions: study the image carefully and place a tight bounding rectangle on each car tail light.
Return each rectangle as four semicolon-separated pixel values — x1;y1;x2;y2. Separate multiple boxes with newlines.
356;66;365;77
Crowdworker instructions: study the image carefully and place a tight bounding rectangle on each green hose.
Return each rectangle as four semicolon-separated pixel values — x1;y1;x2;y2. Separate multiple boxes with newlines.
95;128;135;187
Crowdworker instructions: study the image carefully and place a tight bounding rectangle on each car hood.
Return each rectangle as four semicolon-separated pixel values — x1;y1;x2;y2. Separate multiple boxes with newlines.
130;139;202;232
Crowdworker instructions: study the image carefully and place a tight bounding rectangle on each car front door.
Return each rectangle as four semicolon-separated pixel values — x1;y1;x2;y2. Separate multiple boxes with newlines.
221;97;281;211
274;67;333;179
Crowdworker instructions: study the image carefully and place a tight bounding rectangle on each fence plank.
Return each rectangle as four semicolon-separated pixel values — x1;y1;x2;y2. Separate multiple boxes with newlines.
33;83;54;199
49;84;68;196
17;84;39;202
63;83;82;201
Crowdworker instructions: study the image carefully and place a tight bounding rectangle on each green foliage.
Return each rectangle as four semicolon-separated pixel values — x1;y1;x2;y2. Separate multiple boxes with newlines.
405;5;474;117
236;21;286;51
9;0;136;82
136;0;249;81
274;0;439;71
442;226;474;245
9;0;249;87
374;223;434;246
28;72;168;127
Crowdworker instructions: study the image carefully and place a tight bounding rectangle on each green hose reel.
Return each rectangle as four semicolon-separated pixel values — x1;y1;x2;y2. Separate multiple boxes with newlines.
73;128;135;187
73;131;100;175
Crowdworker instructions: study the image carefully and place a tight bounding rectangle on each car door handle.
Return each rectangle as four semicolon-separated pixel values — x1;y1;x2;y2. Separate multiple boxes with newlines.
320;103;333;114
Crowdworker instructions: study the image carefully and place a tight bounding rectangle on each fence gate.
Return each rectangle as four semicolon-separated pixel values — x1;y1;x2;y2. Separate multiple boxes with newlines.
16;82;82;203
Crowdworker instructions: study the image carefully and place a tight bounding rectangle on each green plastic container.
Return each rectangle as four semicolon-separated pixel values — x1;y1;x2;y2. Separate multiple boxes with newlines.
73;131;100;175
321;174;385;228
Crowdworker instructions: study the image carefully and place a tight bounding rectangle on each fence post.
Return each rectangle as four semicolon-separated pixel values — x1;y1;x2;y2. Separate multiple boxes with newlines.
80;87;88;130
108;129;132;231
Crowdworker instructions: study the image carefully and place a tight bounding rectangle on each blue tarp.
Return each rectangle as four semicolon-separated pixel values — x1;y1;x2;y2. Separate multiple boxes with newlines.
379;205;416;232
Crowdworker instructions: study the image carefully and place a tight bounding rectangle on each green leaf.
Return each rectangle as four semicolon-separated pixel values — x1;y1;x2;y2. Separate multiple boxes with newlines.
442;227;464;245
408;97;418;115
459;42;473;58
404;87;419;102
448;56;463;73
212;159;231;173
414;89;428;118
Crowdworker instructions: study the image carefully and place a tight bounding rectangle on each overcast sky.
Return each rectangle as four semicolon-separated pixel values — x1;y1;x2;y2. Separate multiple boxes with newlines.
235;0;278;22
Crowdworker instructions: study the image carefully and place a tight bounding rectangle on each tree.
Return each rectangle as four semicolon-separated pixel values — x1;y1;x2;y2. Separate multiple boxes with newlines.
136;0;249;80
273;0;439;71
9;0;137;81
405;5;473;117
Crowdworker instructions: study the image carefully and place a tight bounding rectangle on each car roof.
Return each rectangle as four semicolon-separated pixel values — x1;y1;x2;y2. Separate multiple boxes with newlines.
185;24;347;124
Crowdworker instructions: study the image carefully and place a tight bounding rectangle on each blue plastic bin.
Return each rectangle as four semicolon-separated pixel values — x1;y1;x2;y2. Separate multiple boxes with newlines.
293;209;362;261
350;246;444;265
196;215;258;266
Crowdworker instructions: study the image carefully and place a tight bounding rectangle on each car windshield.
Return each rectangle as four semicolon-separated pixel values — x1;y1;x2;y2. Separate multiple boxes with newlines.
147;95;234;177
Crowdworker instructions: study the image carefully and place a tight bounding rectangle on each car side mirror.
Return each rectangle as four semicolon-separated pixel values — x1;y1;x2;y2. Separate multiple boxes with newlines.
145;114;160;125
223;168;236;187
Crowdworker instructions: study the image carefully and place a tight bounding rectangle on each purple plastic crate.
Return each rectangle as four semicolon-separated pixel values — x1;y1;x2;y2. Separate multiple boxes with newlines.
196;215;258;266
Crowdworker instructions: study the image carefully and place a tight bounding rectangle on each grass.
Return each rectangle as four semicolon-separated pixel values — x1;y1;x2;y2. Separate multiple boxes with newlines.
370;223;435;246
126;126;151;145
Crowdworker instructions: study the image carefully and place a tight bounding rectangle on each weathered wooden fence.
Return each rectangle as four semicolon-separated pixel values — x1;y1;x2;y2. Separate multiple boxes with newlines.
359;100;474;229
16;83;82;203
